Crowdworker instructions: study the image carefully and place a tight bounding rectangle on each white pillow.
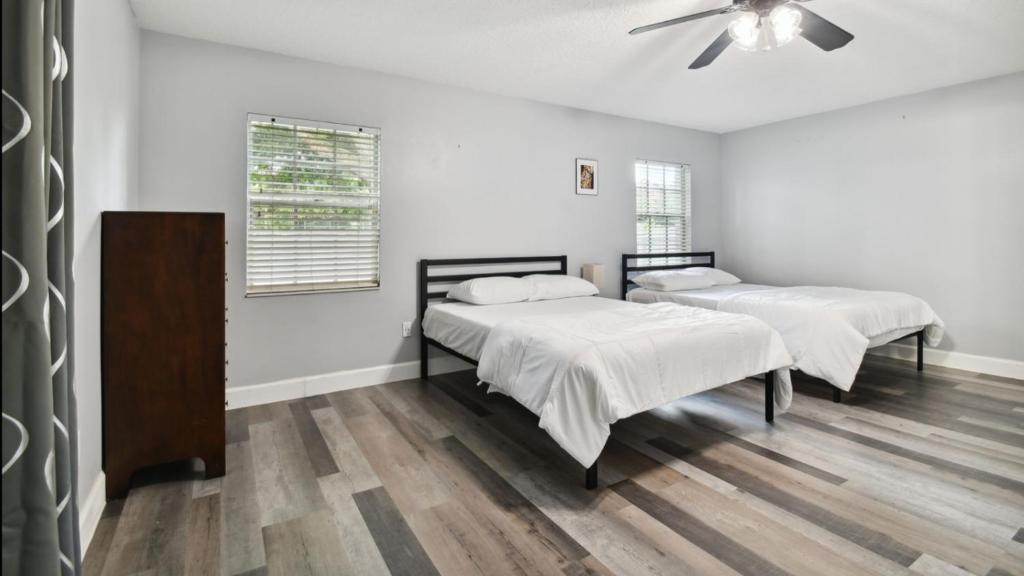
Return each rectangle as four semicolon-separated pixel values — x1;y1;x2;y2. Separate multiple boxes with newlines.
446;277;533;305
684;267;742;285
526;274;599;301
632;270;714;292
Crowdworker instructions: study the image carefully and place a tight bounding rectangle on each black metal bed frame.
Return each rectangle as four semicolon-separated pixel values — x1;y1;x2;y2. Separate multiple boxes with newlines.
417;256;606;487
418;254;776;490
620;251;926;403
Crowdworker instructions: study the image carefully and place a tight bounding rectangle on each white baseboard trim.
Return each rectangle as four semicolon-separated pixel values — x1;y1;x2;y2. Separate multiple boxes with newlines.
869;343;1024;380
226;356;473;409
79;471;106;556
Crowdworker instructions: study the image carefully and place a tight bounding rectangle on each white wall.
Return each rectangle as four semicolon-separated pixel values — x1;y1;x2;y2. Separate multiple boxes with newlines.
138;32;722;389
721;73;1024;361
74;0;139;538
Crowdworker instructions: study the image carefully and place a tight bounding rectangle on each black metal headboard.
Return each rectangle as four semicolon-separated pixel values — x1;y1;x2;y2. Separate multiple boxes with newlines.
620;251;715;299
417;255;568;376
418;255;568;317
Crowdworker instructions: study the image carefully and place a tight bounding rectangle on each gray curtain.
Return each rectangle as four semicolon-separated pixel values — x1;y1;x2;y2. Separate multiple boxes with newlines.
3;0;81;574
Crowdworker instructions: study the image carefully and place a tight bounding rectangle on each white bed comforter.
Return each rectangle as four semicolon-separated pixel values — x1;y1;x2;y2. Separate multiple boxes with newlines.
476;303;793;468
716;287;944;391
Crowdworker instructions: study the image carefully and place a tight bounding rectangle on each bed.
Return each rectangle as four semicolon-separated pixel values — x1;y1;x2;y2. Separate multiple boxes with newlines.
419;256;793;489
621;252;945;402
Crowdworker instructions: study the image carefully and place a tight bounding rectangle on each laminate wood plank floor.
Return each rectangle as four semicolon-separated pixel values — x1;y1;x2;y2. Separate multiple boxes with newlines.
85;356;1024;576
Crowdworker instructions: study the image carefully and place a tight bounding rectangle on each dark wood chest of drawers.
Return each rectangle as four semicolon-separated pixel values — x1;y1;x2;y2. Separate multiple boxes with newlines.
101;211;225;498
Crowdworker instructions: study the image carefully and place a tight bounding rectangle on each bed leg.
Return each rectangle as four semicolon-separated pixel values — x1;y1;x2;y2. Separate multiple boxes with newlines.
585;462;598;490
916;330;924;372
765;372;775;423
420;336;429;381
833;387;842;403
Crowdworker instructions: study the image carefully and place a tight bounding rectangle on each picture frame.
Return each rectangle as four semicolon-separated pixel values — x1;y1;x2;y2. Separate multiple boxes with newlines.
576;158;598;196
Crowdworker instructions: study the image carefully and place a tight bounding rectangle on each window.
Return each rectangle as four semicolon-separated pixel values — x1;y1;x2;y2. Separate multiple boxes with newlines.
246;114;381;296
635;160;690;256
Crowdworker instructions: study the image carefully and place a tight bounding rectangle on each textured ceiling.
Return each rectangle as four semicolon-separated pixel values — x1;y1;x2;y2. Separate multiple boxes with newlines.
130;0;1024;133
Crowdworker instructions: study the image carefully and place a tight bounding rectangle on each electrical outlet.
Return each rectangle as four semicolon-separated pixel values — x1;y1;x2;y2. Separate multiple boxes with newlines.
402;320;413;338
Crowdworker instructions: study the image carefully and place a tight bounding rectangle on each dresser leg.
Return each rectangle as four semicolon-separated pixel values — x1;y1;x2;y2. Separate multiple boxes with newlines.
105;465;132;500
203;447;226;480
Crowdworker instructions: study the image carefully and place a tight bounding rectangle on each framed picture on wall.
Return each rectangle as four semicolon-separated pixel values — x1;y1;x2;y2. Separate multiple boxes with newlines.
576;158;598;196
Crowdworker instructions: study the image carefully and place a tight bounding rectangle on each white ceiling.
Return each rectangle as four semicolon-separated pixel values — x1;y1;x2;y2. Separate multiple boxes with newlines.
130;0;1024;133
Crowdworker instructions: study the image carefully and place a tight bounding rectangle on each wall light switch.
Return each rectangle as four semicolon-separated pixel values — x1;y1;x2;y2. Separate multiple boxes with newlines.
402;321;413;338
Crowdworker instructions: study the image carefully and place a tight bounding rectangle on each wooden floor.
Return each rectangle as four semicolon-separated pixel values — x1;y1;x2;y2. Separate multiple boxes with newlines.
85;356;1024;576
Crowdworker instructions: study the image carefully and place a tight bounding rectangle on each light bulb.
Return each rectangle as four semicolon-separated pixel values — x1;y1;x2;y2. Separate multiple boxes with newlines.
727;12;761;52
769;4;802;47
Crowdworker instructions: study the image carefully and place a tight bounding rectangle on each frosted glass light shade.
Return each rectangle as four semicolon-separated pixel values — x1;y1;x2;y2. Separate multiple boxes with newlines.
769;4;802;46
728;12;761;51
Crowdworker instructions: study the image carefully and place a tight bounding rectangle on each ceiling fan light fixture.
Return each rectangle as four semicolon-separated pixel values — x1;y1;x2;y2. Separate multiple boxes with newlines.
728;3;803;53
630;0;853;69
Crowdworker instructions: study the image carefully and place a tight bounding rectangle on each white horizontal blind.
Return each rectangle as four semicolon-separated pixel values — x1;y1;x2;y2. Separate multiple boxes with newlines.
246;114;381;295
635;160;690;259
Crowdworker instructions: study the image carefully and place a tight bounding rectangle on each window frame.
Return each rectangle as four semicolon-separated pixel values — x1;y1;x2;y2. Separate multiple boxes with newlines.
244;113;383;298
633;159;691;257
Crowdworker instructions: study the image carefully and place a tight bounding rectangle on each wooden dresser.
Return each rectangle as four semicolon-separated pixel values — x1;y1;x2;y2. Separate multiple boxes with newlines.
101;211;226;498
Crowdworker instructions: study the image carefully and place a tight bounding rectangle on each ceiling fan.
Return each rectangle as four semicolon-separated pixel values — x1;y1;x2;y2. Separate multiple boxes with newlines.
629;0;854;69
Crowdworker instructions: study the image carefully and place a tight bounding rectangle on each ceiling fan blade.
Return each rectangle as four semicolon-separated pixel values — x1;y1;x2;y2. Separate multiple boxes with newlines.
689;29;733;69
629;4;741;35
791;4;854;51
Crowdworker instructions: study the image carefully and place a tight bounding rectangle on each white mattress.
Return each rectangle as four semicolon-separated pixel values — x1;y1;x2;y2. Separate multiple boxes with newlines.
628;283;775;309
423;296;631;361
629;282;943;389
627;284;925;348
477;302;793;467
864;326;925;348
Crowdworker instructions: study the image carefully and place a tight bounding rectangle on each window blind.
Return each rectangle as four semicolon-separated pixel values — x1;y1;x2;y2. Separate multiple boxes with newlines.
635;160;691;257
246;114;381;296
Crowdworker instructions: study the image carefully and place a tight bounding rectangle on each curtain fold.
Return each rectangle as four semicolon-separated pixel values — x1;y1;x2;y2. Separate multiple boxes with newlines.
2;0;81;574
